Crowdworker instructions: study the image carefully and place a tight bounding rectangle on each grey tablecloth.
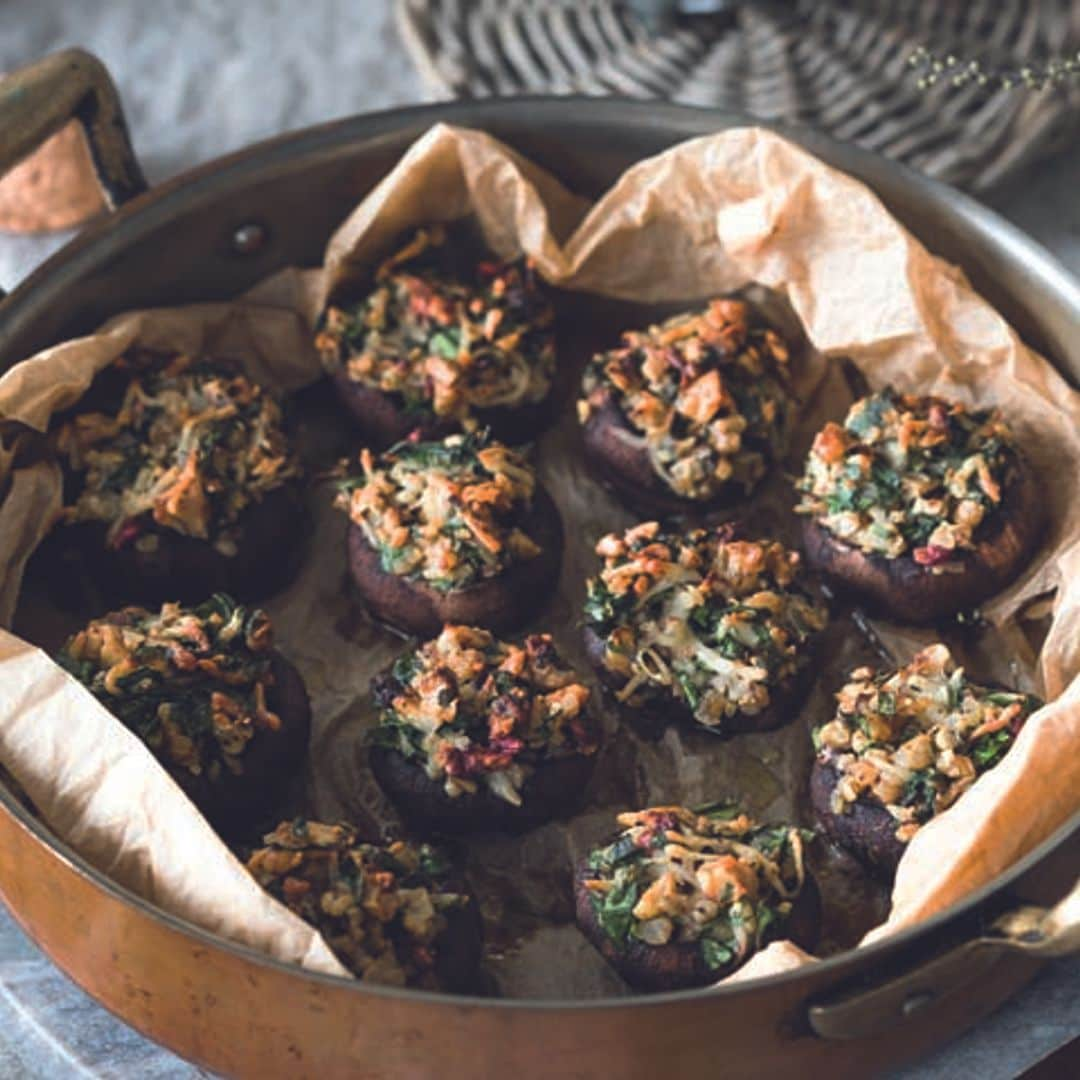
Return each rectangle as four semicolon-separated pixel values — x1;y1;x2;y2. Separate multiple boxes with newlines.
0;2;1077;1076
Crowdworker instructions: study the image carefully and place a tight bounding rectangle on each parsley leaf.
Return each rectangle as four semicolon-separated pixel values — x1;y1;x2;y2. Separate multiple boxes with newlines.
900;768;938;819
594;870;640;945
972;729;1013;770
675;670;701;710
701;937;735;971
429;328;462;359
846;391;891;437
584;580;624;627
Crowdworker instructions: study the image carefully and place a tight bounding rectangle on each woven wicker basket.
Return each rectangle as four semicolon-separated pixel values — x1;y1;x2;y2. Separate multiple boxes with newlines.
397;0;1080;192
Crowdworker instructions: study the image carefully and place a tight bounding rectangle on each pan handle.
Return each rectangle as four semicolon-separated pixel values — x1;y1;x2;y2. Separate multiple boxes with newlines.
0;48;148;211
807;875;1080;1040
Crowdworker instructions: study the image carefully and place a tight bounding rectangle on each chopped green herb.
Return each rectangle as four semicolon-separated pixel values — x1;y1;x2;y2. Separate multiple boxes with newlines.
593;869;640;945
971;729;1013;769
579;300;793;502
797;388;1020;560
900;768;939;818
429;328;461;359
675;670;702;710
701;937;735;971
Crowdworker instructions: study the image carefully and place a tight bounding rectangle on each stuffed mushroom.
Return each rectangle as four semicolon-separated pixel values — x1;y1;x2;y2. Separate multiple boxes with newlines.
335;431;562;637
795;388;1042;622
316;224;557;446
369;625;600;833
246;819;482;990
576;803;818;992
47;348;305;605
57;594;311;834
578;298;795;515
810;643;1040;876
583;522;828;735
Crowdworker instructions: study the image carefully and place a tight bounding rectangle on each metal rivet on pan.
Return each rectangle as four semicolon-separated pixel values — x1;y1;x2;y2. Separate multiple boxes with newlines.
901;990;936;1017
231;222;267;255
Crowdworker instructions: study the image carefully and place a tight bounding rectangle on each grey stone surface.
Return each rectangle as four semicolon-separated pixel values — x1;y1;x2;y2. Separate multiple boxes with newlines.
0;908;202;1078
0;1;1076;1077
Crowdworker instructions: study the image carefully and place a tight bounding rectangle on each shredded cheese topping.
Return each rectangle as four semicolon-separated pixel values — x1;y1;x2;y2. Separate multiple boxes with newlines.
247;820;469;987
373;624;597;806
54;350;300;556
316;225;556;427
335;431;543;592
814;644;1039;844
578;299;793;500
584;522;828;729
795;388;1020;564
582;804;808;970
58;594;280;779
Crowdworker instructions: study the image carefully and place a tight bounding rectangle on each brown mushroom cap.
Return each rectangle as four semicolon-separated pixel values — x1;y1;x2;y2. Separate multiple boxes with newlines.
809;760;906;878
574;857;820;992
801;453;1043;623
345;483;563;638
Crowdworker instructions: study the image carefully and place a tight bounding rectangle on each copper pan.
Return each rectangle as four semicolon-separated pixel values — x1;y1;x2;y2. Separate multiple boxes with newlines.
0;50;1077;1080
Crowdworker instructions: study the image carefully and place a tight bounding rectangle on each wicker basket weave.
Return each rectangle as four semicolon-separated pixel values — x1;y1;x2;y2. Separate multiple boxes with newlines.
397;0;1080;192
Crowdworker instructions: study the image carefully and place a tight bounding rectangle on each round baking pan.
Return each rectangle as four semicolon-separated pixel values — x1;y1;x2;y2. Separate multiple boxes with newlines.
0;49;1077;1080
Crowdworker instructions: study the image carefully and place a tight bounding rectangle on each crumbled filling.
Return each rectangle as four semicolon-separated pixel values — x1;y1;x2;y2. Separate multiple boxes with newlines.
247;819;469;987
335;431;544;592
58;594;281;779
814;644;1039;844
372;625;597;806
582;804;808;971
578;299;793;500
584;523;828;729
54;350;300;556
795;388;1020;564
316;225;555;426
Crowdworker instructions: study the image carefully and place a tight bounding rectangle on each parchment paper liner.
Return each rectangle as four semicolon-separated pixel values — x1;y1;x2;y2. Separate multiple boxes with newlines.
0;124;1076;994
